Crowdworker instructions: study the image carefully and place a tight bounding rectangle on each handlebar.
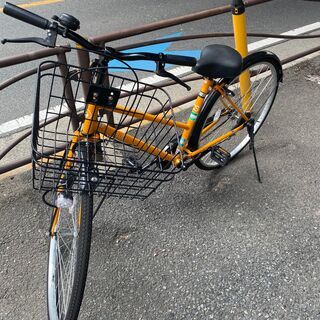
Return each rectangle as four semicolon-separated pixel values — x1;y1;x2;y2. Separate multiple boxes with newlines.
118;52;196;67
3;2;51;30
164;54;196;67
2;2;197;69
3;2;101;51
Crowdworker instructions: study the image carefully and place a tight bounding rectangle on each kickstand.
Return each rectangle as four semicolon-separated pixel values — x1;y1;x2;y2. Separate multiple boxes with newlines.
246;119;262;183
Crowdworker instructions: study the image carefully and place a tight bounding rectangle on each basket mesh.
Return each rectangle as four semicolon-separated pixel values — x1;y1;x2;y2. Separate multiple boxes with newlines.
32;61;182;199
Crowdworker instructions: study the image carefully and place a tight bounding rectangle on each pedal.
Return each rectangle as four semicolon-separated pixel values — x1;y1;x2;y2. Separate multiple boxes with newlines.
210;145;230;167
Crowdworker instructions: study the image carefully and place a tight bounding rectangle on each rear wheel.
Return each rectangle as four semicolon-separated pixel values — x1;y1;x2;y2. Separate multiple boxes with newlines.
191;52;282;170
47;192;93;320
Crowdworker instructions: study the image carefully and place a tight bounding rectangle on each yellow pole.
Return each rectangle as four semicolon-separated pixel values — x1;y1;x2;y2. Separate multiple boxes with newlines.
232;0;252;112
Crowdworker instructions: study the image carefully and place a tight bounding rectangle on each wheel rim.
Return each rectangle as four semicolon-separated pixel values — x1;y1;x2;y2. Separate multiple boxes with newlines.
48;194;80;320
198;61;279;168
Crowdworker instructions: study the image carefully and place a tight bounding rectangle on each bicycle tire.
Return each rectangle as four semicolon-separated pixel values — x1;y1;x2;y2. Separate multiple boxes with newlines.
189;51;283;170
47;191;93;320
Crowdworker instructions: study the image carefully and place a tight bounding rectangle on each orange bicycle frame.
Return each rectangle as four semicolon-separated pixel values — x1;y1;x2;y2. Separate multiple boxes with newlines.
74;77;249;167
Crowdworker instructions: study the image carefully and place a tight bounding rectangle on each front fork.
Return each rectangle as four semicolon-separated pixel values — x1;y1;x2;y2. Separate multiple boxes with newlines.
50;140;97;236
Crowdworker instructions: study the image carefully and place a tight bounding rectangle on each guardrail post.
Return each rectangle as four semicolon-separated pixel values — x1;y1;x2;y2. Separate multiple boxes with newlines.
76;46;91;97
232;0;252;111
56;52;80;130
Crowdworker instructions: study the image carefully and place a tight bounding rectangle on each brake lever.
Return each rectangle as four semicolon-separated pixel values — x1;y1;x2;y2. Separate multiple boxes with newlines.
2;21;58;48
2;37;49;46
156;61;191;91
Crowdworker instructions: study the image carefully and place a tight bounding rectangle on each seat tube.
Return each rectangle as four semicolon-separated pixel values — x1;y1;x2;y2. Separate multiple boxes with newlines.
179;78;213;147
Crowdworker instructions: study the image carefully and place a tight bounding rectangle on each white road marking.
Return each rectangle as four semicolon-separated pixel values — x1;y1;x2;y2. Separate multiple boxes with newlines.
248;22;320;52
0;101;85;137
0;22;319;137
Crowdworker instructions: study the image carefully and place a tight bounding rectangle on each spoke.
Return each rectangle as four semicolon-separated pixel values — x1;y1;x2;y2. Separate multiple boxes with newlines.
57;239;68;315
231;65;270;108
58;233;73;253
201;116;229;142
66;243;77;302
58;246;71;314
249;75;274;112
197;60;278;168
226;67;275;124
249;72;271;103
53;197;80;319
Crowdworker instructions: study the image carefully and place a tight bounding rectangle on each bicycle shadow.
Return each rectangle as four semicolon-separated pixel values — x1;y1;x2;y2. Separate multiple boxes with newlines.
82;135;308;319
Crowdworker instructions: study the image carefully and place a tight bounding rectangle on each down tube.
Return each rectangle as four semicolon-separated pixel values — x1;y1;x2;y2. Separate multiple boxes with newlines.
98;124;181;167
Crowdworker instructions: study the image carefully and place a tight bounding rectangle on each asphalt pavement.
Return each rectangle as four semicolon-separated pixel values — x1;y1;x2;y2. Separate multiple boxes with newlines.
1;54;320;319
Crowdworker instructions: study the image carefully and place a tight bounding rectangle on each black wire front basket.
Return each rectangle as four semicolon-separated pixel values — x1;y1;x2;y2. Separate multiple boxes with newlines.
32;61;183;200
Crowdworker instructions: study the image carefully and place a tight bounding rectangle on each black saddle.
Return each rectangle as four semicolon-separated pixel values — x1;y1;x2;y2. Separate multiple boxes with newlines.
192;44;243;79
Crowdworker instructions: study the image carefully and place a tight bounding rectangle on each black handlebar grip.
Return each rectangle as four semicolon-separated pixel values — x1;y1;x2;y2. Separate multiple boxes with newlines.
165;54;197;67
3;2;50;30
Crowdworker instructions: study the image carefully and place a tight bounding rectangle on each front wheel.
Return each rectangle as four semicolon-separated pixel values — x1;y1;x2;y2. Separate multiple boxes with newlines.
47;192;93;320
190;51;282;170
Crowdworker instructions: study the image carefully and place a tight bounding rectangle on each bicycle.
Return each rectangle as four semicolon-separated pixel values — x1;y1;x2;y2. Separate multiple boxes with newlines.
2;2;283;320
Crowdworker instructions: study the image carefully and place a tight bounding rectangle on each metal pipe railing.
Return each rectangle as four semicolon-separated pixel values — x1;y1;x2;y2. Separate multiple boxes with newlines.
0;110;75;162
0;46;70;68
1;44;319;175
0;62;55;91
90;0;272;44
76;48;91;96
1;32;319;90
116;32;320;51
56;53;80;130
1;0;319;175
